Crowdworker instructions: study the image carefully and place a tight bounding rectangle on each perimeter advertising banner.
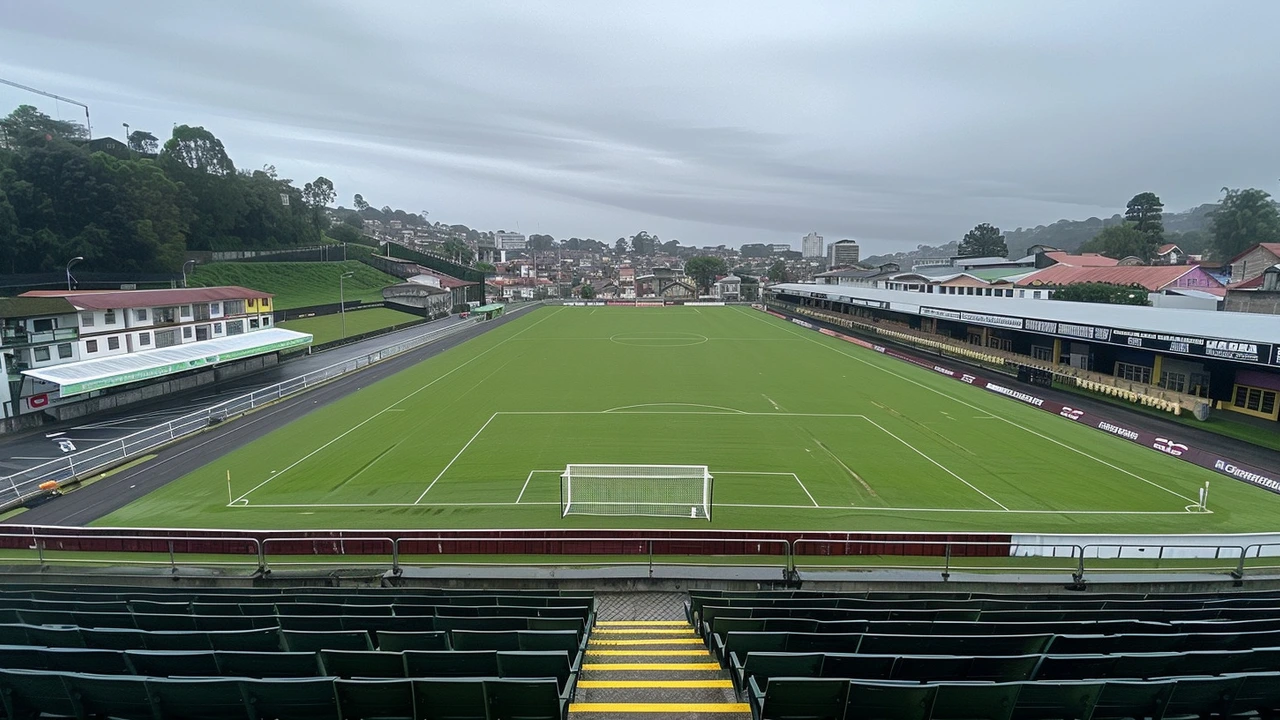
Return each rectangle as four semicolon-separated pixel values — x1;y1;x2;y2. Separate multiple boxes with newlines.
771;307;1280;497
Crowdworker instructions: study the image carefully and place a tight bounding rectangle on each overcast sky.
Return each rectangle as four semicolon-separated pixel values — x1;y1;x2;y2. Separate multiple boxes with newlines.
3;1;1279;255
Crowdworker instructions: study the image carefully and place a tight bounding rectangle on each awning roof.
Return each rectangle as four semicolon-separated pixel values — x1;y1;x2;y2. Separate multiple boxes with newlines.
474;304;505;312
21;286;270;310
23;328;313;396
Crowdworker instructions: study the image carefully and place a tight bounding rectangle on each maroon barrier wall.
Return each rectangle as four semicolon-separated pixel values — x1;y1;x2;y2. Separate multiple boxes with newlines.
767;306;1280;497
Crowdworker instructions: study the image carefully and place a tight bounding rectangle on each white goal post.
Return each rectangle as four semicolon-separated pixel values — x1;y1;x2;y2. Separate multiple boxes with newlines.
561;464;713;521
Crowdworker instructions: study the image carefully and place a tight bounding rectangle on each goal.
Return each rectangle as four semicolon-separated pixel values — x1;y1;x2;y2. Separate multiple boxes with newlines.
560;464;713;521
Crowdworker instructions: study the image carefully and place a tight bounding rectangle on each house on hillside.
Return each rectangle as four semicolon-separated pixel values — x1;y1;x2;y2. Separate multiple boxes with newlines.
712;274;741;301
1225;265;1280;315
814;263;900;288
1227;243;1280;285
1154;244;1185;265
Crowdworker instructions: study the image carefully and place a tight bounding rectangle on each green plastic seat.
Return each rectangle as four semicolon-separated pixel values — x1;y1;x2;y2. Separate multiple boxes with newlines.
63;672;159;720
216;651;322;678
412;678;489;720
1091;679;1175;720
377;631;450;652
452;630;520;651
1224;671;1280;717
1161;675;1245;719
1011;680;1103;720
280;630;374;652
404;650;498;679
930;682;1021;720
336;678;414;720
819;653;896;682
319;650;405;679
749;676;848;720
730;652;823;698
497;651;575;698
0;668;81;719
44;647;132;674
147;676;251;720
843;679;938;720
126;650;221;677
484;678;566;720
240;677;340;720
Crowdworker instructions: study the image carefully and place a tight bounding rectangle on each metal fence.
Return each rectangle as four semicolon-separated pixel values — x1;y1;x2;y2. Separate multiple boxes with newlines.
0;310;530;506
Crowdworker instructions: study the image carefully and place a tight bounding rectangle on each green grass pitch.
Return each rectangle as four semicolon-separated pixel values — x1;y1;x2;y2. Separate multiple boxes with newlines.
96;305;1280;533
279;307;424;345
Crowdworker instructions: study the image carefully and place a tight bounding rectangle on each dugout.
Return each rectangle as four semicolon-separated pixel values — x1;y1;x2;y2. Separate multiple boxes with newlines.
767;283;1280;423
472;303;506;321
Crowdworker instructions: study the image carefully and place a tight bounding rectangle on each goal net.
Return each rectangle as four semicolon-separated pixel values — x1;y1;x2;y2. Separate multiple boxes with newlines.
561;464;713;520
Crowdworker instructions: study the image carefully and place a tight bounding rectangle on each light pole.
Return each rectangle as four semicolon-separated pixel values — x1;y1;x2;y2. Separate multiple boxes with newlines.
65;256;84;291
182;259;197;288
122;122;130;147
339;271;355;338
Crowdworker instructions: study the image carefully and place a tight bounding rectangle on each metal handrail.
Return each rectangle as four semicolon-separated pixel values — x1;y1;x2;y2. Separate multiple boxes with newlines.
1;306;539;504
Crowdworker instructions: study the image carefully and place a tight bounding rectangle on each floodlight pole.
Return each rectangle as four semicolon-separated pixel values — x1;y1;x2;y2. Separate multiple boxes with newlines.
65;256;84;291
182;259;196;288
339;271;355;338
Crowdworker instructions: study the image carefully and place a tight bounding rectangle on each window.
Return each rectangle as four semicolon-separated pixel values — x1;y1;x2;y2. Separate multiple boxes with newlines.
180;305;193;318
249;318;260;329
86;339;98;353
104;310;116;325
183;326;192;339
1115;362;1153;385
224;300;245;315
80;312;95;328
155;307;177;323
262;316;271;326
1159;371;1188;395
33;346;50;362
57;343;72;359
138;332;151;346
1233;385;1278;417
1032;290;1042;299
214;323;223;334
195;325;209;341
210;302;221;315
135;308;148;322
226;320;244;336
1032;346;1053;362
155;329;178;348
108;336;120;351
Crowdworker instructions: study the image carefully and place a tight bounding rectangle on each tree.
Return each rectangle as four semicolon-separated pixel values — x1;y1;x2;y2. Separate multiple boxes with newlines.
767;260;788;283
1210;187;1280;260
159;125;234;176
529;233;555;252
341;213;363;229
1050;282;1151;306
958;223;1007;258
1125;192;1164;245
629;230;657;255
475;261;496;274
125;130;159;154
1078;223;1155;261
327;223;362;244
685;255;728;293
0;105;88;148
579;284;596;299
301;176;335;208
353;193;369;212
614;237;628;255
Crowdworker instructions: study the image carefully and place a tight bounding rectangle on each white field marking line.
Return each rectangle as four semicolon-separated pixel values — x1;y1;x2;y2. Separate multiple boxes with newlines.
715;471;818;507
736;307;1196;505
499;410;868;418
414;412;500;503
229;500;1206;514
603;403;748;414
232;305;564;504
516;470;562;504
234;502;561;508
11;456;55;461
861;415;1009;511
763;394;783;411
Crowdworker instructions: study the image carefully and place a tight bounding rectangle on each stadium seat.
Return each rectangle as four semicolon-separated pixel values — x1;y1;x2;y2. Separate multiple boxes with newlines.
497;650;577;698
62;672;158;720
239;676;341;720
280;630;374;652
843;679;938;720
747;676;849;720
1090;679;1174;720
820;652;897;682
404;650;499;679
376;630;451;652
931;681;1021;720
731;652;824;697
319;649;406;679
126;649;221;677
1225;670;1280;716
216;650;323;678
452;629;522;651
484;678;568;720
411;678;490;720
1009;680;1103;720
336;678;414;720
0;668;81;719
147;676;252;720
1160;674;1245;719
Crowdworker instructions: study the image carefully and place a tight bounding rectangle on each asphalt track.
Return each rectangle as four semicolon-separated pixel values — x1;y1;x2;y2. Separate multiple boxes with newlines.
6;306;540;527
8;302;1279;527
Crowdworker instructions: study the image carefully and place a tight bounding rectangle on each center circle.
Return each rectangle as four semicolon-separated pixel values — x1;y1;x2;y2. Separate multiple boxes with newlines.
609;333;709;347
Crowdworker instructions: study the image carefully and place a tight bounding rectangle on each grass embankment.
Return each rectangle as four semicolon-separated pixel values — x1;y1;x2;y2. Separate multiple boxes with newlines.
280;307;424;345
187;261;400;310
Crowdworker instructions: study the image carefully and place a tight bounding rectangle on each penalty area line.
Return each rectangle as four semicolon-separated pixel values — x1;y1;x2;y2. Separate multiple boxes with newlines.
860;415;1009;511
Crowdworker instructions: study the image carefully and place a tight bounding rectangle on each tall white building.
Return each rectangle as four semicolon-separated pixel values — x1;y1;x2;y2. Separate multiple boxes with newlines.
768;243;792;254
829;239;861;267
494;232;527;250
802;232;824;258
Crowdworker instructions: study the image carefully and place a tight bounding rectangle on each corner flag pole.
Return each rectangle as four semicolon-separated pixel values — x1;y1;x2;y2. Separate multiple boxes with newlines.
227;470;232;505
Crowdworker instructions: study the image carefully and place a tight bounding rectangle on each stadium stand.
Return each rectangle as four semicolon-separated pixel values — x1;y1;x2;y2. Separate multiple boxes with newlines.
684;589;1280;720
0;585;592;719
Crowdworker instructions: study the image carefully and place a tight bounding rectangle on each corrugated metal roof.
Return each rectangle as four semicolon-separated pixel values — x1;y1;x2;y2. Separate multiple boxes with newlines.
1043;252;1120;267
1015;265;1218;292
21;286;271;310
771;282;1278;343
22;328;312;396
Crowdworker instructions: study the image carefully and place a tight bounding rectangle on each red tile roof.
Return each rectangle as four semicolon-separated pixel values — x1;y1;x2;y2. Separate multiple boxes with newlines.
1042;251;1120;267
1016;265;1224;293
21;286;270;310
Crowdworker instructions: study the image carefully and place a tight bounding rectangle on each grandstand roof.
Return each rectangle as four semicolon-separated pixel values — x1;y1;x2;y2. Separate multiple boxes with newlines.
21;287;270;310
1015;265;1222;293
23;328;312;396
1042;251;1119;267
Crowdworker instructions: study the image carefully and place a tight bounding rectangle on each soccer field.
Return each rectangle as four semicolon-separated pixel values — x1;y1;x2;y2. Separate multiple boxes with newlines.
97;305;1280;532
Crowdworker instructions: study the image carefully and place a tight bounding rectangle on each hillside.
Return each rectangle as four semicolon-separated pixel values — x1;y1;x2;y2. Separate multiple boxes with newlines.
186;261;400;310
1003;204;1219;257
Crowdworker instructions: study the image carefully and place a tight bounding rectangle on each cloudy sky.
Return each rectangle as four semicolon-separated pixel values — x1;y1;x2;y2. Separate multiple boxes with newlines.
3;1;1279;255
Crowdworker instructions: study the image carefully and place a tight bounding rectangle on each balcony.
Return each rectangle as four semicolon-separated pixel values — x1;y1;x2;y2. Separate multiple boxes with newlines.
1;327;79;346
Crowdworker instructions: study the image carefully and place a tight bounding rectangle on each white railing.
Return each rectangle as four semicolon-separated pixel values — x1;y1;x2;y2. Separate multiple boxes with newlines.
0;307;535;506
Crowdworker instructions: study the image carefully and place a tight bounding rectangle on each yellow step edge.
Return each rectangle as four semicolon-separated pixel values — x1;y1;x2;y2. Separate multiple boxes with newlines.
589;638;705;646
592;628;697;635
586;650;711;657
582;662;721;671
578;679;733;688
594;620;691;626
570;702;750;713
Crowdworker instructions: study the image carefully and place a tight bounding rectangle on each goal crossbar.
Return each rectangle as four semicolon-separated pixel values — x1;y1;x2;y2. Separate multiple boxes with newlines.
561;464;712;521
